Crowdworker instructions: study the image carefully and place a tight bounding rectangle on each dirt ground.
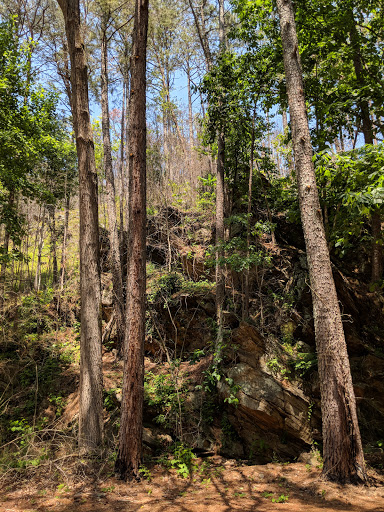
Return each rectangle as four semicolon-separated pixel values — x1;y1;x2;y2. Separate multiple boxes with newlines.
1;459;384;512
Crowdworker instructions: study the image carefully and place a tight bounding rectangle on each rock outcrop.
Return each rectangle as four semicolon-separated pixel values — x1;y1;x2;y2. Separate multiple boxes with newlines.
219;322;314;459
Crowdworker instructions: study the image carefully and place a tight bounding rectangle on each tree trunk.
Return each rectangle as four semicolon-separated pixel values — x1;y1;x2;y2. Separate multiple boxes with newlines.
100;16;125;347
214;0;226;363
115;0;148;480
276;0;366;484
119;77;127;249
57;0;103;454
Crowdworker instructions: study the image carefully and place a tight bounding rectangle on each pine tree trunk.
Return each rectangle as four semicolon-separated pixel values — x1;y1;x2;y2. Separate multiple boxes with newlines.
215;0;226;363
119;78;127;250
57;0;103;454
100;17;125;347
276;0;366;484
115;0;148;480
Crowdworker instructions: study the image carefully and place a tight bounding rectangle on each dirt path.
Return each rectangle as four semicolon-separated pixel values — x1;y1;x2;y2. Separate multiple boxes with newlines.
1;462;384;512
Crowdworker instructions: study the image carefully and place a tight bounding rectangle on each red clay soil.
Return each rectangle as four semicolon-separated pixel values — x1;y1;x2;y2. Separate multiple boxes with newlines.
1;460;384;512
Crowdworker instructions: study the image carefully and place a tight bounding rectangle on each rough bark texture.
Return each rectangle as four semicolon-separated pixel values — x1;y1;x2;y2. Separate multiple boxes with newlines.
115;0;148;480
214;0;226;361
276;0;366;484
100;15;125;347
57;0;103;453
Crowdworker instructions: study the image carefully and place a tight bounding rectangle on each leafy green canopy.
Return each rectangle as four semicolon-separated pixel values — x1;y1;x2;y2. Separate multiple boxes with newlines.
315;144;384;256
0;17;76;249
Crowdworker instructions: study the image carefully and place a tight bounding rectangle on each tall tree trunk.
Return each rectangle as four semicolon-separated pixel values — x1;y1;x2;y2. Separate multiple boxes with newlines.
100;15;125;347
119;77;127;249
115;0;148;480
214;0;226;363
57;0;103;454
276;0;366;484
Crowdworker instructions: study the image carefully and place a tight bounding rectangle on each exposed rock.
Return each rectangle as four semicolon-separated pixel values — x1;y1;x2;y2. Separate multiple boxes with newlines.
219;322;313;458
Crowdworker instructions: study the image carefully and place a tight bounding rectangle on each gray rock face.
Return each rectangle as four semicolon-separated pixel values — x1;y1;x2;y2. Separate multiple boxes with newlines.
219;322;313;459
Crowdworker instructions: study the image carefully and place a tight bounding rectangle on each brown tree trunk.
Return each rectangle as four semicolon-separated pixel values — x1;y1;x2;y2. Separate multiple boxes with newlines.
276;0;366;484
100;15;125;347
214;0;226;363
119;77;127;249
57;0;103;454
115;0;148;480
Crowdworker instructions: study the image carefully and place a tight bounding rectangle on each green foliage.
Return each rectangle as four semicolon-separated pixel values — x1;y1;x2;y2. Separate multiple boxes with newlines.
315;144;384;257
103;388;121;412
272;494;289;503
148;272;182;306
0;17;77;248
144;371;187;427
166;443;198;478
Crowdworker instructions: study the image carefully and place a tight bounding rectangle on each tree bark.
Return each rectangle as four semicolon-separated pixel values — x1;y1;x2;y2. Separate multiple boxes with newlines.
100;13;125;347
214;0;226;363
57;0;103;454
115;0;148;480
276;0;366;484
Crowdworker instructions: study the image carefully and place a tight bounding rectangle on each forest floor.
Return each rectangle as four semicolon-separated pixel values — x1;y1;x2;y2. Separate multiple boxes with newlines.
1;459;384;512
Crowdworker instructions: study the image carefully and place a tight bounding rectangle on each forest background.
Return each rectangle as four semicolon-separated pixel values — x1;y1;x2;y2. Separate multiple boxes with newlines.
1;0;384;507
